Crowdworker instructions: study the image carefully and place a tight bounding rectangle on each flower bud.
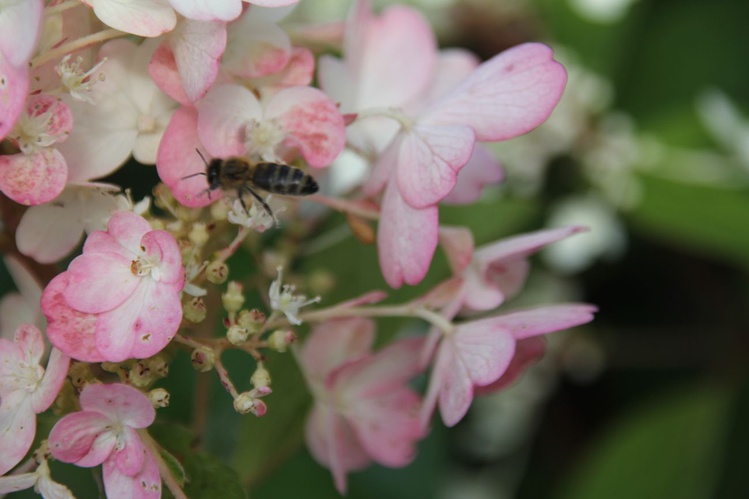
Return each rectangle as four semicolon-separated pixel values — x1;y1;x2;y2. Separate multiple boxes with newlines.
148;355;169;378
207;260;229;284
267;329;297;353
233;392;268;416
189;222;210;246
175;205;201;222
227;324;249;345
222;281;245;313
68;362;95;390
149;388;170;408
191;347;216;372
237;308;266;334
211;198;230;220
184;296;207;323
251;364;271;389
129;361;154;387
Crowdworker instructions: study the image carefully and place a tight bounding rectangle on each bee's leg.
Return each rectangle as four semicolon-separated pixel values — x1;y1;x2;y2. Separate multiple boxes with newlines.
236;189;248;212
242;186;280;227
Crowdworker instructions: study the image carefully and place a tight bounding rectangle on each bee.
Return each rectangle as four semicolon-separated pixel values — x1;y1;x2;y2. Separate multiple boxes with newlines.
184;150;319;222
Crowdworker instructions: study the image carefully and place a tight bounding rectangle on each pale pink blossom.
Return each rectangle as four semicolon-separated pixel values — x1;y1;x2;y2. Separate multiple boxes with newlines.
0;324;70;475
48;383;161;498
0;94;72;205
318;1;567;288
421;304;596;427
157;83;345;207
82;0;178;37
300;318;426;494
439;225;588;312
42;211;184;362
56;39;178;182
0;0;43;140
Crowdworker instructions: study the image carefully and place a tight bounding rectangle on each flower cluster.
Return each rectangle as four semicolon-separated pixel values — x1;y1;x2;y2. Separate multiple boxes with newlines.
0;0;596;497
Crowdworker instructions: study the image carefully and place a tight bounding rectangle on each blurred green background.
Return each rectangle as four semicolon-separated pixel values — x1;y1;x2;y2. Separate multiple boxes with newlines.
5;0;749;497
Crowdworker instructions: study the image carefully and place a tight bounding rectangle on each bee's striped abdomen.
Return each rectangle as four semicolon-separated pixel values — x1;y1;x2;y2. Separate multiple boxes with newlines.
253;163;318;196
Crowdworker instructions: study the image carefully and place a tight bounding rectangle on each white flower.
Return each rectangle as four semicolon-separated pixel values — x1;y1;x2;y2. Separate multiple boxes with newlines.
269;266;320;325
227;198;281;232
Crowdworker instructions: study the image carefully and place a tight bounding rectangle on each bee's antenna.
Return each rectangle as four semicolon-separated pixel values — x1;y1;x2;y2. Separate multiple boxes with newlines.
196;148;208;166
181;149;210;180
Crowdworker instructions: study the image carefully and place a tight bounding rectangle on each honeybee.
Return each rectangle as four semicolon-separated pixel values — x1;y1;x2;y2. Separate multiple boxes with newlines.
184;150;319;221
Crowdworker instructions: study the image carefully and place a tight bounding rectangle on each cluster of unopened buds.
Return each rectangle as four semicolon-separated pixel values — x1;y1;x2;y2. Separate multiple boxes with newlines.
0;0;597;497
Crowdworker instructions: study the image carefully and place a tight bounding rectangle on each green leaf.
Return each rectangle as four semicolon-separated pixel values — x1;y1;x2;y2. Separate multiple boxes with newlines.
628;173;749;271
557;385;732;499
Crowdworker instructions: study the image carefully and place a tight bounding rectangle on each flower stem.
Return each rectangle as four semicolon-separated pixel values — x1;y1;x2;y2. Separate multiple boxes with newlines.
214;226;251;263
30;29;126;68
139;430;188;499
307;194;380;220
355;106;413;129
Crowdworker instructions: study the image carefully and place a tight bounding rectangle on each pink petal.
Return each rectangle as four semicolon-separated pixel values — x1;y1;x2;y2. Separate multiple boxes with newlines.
141;230;184;285
30;348;71;413
25;94;74;139
347;387;424;467
396;124;476;208
170;18;226;102
305;405;369;495
442;144;504;205
462;262;506;311
420;49;479;106
48;411;114;466
301;318;375;382
0;52;29;141
41;273;103;362
474;336;546;395
95;279;182;362
438;226;474;274
103;444;161;499
113;426;145;475
0;394;34;475
64;252;139;313
475;226;587;265
0;0;43;66
265;86;346;167
156;107;217;207
488;304;598;340
148;42;191;105
80;383;155;428
249;0;299;6
0;149;67;205
90;0;177;37
13;323;44;365
260;47;315;88
362;134;399;198
345;2;437;108
223;11;290;79
170;0;241;21
196;83;260;157
377;180;438;288
106;211;154;255
422;43;567;141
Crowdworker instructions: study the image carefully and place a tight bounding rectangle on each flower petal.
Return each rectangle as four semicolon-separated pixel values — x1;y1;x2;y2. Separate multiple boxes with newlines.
488;304;598;340
223;11;290;79
148;41;191;105
48;411;114;466
265;86;346;167
79;383;155;428
441;144;504;205
422;43;567;141
301;318;375;384
91;0;176;37
103;442;161;499
0;149;67;205
170;18;226;102
170;0;241;21
141;229;184;285
197;83;260;157
0;394;34;475
377;179;438;288
0;0;43;66
64;251;139;313
0;51;29;141
31;348;71;413
41;273;103;362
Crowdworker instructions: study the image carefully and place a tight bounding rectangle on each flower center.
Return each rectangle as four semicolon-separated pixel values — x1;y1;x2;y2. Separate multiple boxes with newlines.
13;108;58;154
244;119;285;161
131;256;162;281
137;114;157;134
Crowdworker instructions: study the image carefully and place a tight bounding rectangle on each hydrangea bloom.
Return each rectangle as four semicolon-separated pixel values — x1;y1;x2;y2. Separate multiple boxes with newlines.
48;383;160;498
42;211;184;362
0;324;70;475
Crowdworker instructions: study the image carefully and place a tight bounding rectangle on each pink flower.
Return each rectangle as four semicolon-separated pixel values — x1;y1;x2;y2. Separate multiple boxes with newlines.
0;324;70;475
318;0;567;288
48;383;161;498
41;211;185;362
299;318;426;494
0;94;72;205
439;225;588;312
157;83;345;207
421;304;597;427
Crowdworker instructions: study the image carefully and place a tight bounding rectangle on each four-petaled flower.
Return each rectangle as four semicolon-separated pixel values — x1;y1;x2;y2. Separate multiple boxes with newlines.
48;383;161;498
